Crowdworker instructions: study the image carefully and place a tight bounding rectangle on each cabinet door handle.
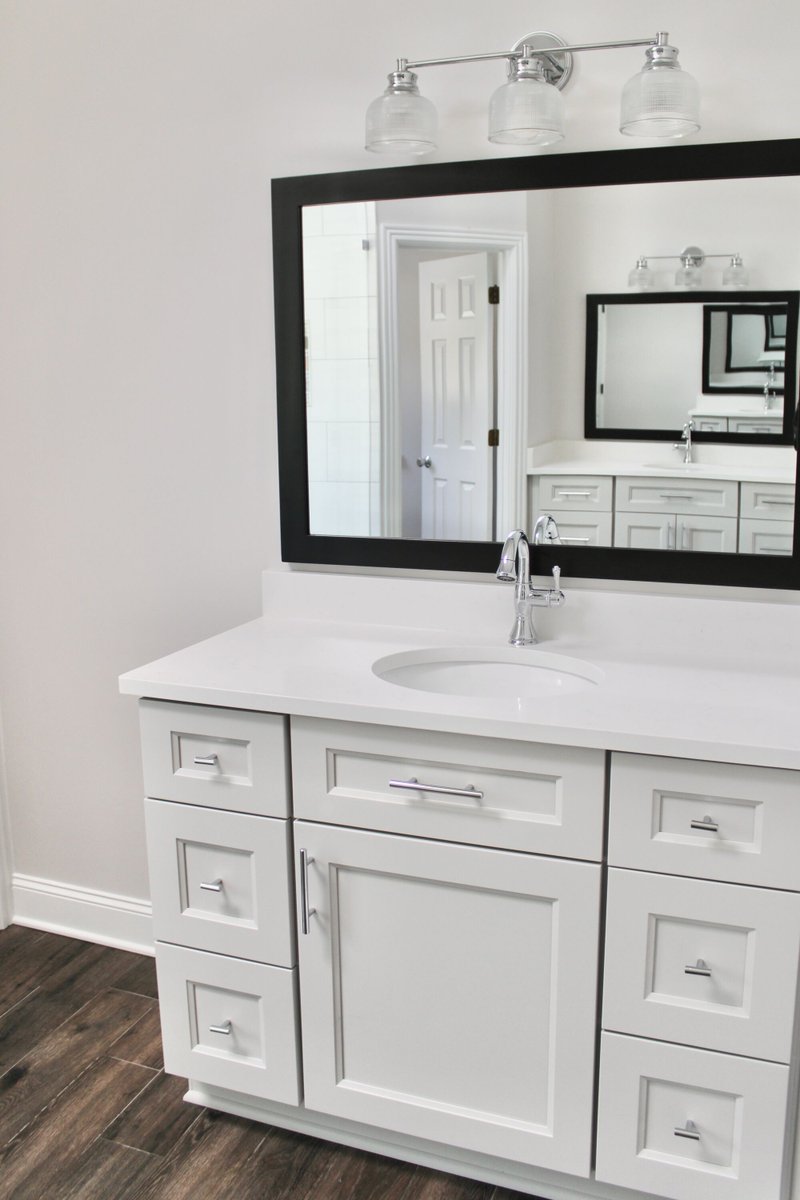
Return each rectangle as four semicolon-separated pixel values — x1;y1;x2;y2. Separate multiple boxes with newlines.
299;848;316;935
193;753;219;766
761;497;793;506
389;778;484;801
199;878;223;893
559;536;591;544
690;815;719;833
659;493;694;501
684;958;712;977
209;1020;232;1036
674;1120;700;1141
555;490;592;498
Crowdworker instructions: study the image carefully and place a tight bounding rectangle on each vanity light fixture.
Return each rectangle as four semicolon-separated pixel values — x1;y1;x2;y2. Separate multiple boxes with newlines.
365;30;700;155
627;247;749;291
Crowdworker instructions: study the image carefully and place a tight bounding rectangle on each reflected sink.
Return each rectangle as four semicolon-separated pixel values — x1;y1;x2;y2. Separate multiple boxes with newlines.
643;461;720;473
373;646;603;699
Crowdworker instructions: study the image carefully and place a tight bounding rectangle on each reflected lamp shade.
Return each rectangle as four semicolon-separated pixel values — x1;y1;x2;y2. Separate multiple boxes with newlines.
628;257;655;290
488;56;564;146
620;41;700;138
365;71;437;155
722;255;749;289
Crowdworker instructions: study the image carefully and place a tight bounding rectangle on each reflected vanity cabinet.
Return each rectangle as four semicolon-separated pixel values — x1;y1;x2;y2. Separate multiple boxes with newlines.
138;697;800;1200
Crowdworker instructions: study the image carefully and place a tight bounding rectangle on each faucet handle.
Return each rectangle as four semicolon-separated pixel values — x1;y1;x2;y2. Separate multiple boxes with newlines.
552;565;561;592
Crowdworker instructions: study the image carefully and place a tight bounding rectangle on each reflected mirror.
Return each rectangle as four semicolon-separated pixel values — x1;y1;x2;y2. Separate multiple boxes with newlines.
272;139;800;587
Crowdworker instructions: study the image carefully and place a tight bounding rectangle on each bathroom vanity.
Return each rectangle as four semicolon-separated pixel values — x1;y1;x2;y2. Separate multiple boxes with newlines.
120;572;800;1200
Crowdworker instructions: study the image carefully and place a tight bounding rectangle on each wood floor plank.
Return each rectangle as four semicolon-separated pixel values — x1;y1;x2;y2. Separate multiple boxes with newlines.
104;1070;199;1156
0;927;84;1016
0;940;158;1071
291;1137;419;1200
129;1109;271;1200
0;1054;155;1198
114;954;159;1000
0;987;155;1144
108;1000;163;1069
403;1166;496;1200
47;1138;161;1200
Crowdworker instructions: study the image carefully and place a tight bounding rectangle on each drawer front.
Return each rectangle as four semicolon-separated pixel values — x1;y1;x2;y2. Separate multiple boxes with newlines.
616;476;738;516
155;943;301;1104
608;753;800;890
291;717;605;860
738;517;793;556
549;511;613;547
139;700;290;816
595;1032;789;1200
603;868;800;1062
729;417;783;434
740;480;795;520
533;474;613;512
145;799;295;966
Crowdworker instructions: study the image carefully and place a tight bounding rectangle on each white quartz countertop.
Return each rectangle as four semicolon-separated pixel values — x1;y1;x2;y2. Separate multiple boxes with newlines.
119;575;800;770
527;459;796;484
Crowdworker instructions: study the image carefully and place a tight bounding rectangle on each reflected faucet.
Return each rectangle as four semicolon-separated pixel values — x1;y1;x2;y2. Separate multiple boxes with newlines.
496;525;565;646
673;420;694;464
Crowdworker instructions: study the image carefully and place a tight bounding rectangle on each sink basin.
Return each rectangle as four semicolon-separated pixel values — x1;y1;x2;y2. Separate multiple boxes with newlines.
372;646;602;699
642;461;720;473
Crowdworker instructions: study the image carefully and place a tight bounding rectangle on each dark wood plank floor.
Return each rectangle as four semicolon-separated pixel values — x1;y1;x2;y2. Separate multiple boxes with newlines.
0;925;538;1199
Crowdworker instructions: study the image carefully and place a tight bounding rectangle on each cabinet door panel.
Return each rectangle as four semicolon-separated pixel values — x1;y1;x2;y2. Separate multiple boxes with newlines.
296;821;601;1176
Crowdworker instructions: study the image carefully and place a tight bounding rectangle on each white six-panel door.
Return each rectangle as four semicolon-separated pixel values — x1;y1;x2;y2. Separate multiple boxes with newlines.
295;820;601;1177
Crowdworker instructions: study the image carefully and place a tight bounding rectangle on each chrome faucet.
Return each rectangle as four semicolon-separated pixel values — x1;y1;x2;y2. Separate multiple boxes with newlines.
496;526;565;646
673;420;694;464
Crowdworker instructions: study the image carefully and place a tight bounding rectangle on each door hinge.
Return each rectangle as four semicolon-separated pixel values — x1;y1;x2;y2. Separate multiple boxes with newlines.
488;285;500;305
488;428;500;447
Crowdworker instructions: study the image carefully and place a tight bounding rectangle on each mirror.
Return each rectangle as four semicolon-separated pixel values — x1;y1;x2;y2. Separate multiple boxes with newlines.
272;139;800;587
586;292;798;438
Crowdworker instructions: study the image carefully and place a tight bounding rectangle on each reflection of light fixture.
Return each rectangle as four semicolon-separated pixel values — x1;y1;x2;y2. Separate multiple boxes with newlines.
365;30;700;155
627;246;748;290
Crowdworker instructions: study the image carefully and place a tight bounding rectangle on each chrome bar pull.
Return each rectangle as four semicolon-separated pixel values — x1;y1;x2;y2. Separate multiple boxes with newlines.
193;753;219;766
209;1020;232;1036
389;777;484;800
674;1120;701;1141
299;848;316;935
690;815;719;833
199;878;223;893
685;958;712;977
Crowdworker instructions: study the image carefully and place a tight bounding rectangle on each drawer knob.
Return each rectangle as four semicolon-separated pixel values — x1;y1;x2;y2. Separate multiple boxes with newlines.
209;1020;232;1036
684;958;712;977
690;815;719;833
674;1120;701;1141
193;753;219;767
199;878;224;893
389;778;485;801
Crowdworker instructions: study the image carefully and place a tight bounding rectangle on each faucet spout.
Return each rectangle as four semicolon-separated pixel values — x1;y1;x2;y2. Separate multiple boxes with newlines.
496;525;565;646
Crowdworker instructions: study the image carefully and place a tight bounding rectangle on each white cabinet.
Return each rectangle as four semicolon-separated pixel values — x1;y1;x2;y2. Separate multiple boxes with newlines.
615;476;739;553
294;819;601;1175
739;481;795;555
529;474;613;546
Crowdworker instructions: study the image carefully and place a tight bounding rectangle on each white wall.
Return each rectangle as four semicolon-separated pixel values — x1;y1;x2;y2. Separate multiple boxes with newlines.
1;0;799;941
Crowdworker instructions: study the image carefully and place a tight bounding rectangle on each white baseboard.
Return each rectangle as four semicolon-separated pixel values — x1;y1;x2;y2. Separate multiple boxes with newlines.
11;873;154;955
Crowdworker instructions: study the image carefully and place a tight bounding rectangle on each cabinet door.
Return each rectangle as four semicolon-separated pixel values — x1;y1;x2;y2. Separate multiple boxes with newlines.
615;511;675;549
295;821;601;1176
677;515;738;553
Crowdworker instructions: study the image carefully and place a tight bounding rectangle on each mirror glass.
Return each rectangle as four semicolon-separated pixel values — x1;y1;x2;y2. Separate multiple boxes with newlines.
273;140;800;587
587;292;798;435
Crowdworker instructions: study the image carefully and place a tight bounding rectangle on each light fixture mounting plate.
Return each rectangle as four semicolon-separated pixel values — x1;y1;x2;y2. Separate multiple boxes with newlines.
510;32;573;90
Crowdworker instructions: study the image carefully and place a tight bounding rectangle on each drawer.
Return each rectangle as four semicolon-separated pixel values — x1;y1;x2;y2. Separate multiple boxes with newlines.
291;717;605;860
139;700;290;816
729;417;783;434
616;476;738;517
532;474;613;512
548;511;613;547
738;517;793;556
595;1032;789;1200
155;943;301;1104
145;799;295;966
740;480;795;520
603;868;800;1061
608;753;800;890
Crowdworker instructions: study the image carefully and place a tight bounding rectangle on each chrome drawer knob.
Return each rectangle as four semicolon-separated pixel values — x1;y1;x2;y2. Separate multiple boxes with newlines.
199;878;224;893
674;1120;701;1141
193;753;219;767
690;815;719;833
684;958;712;977
209;1020;232;1036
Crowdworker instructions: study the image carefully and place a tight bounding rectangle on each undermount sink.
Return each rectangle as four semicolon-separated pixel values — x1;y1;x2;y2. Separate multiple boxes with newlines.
372;646;603;699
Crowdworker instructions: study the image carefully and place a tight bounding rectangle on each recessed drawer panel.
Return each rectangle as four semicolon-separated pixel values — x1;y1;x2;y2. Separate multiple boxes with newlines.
533;474;613;512
596;1033;789;1200
616;476;738;516
739;480;795;520
139;700;290;816
291;717;605;860
608;753;800;890
603;868;800;1061
155;943;301;1104
145;799;295;966
738;518;793;556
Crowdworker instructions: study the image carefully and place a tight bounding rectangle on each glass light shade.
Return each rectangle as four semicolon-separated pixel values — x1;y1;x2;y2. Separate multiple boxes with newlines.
365;75;437;155
488;75;564;146
620;55;700;138
628;257;655;290
675;259;703;289
722;255;749;289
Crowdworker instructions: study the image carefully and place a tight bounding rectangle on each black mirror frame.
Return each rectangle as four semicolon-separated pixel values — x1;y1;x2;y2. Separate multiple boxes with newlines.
584;291;798;441
272;138;800;589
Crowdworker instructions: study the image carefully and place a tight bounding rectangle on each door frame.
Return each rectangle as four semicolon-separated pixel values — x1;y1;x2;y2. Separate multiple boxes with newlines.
377;224;528;538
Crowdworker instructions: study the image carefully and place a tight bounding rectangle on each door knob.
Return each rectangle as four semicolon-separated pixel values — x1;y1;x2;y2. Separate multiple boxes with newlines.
416;455;432;468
